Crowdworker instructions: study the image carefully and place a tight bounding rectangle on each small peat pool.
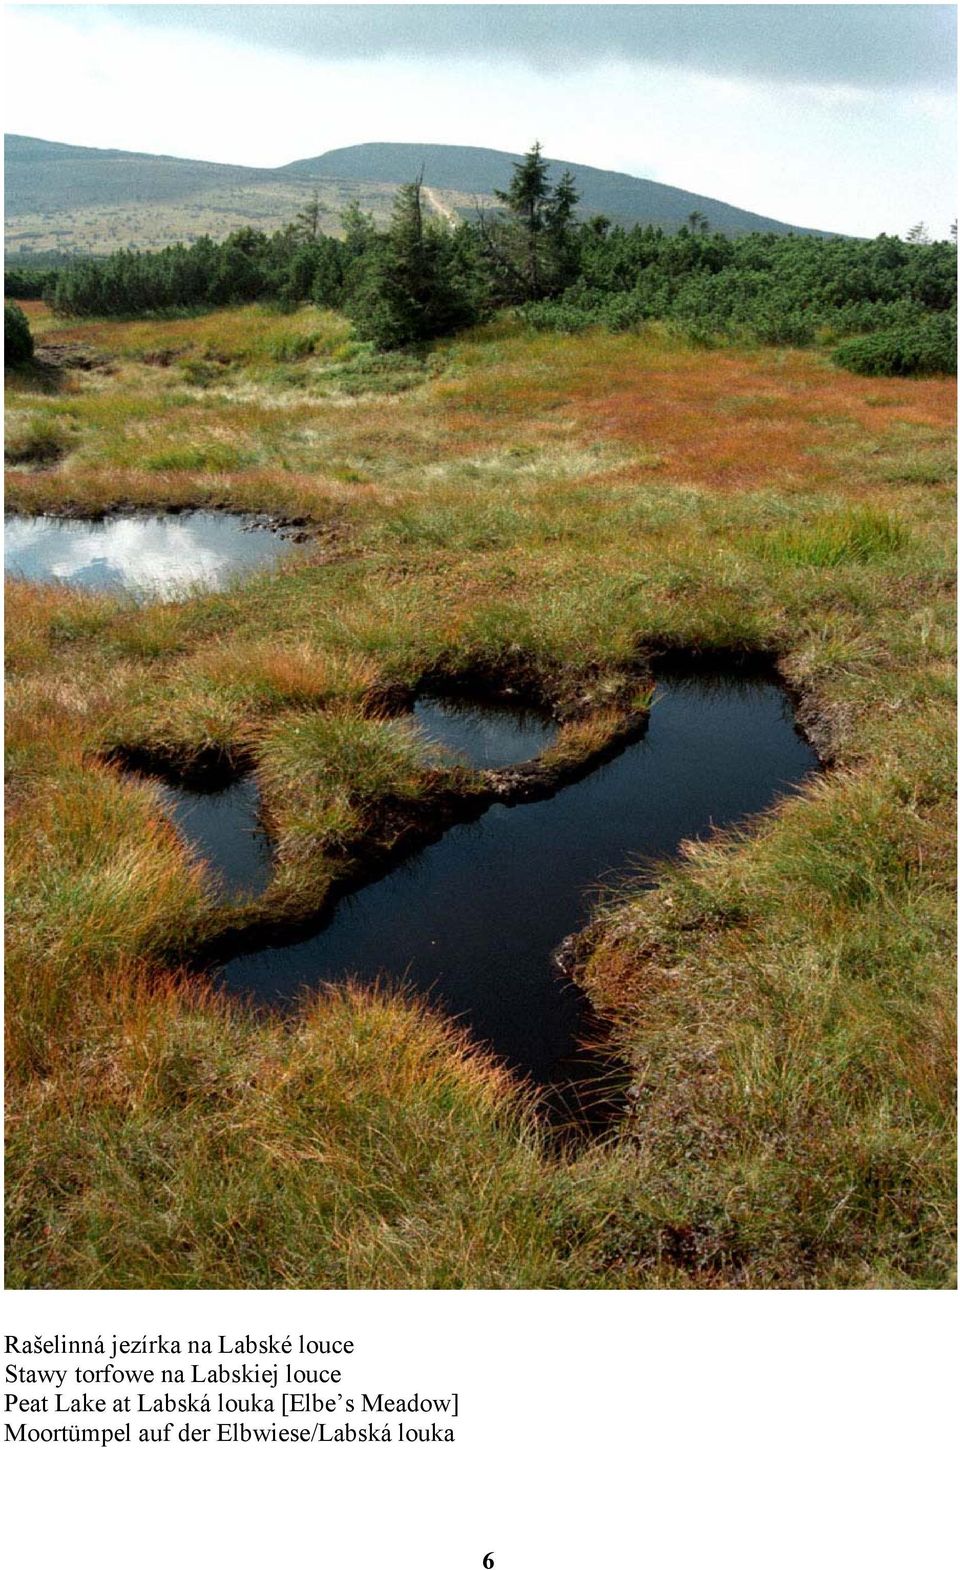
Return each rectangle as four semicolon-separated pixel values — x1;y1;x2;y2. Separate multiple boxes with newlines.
209;673;818;1093
4;510;293;598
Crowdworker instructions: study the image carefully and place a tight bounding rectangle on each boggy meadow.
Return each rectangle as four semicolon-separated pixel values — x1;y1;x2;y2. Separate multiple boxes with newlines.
5;247;956;1289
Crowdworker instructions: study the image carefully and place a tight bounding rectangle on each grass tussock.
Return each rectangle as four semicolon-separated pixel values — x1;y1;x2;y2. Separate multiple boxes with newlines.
6;971;574;1290
6;762;208;1079
143;440;256;473
756;505;910;567
5;410;76;467
101;639;380;774
578;760;954;1285
258;709;429;811
5;304;956;1288
254;709;447;886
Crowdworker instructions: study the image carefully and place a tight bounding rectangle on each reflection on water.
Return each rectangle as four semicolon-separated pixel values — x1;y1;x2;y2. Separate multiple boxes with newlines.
413;694;558;770
217;675;819;1086
158;775;272;903
4;511;292;598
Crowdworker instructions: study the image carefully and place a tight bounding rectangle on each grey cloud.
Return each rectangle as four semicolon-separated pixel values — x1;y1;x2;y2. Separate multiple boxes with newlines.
102;5;956;90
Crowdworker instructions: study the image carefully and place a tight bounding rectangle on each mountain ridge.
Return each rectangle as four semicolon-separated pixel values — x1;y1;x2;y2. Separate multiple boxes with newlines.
5;133;834;256
280;140;830;236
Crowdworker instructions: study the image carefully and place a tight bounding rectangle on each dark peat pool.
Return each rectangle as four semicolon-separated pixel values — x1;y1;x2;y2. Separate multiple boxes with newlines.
176;674;819;1098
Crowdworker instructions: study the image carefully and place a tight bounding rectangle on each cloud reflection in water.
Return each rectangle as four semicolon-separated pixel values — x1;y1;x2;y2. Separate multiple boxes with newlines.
5;512;291;599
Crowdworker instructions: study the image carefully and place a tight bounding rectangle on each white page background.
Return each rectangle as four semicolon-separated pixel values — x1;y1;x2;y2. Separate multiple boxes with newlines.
2;1288;955;1567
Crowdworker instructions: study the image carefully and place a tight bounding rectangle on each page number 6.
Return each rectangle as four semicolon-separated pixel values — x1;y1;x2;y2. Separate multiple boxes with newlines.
482;1556;495;1568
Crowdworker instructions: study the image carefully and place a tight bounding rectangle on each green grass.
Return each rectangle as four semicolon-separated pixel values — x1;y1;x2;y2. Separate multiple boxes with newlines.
756;505;910;567
143;440;257;473
4;304;956;1288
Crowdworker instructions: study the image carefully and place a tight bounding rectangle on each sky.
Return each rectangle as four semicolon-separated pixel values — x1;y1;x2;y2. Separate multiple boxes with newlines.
4;3;957;237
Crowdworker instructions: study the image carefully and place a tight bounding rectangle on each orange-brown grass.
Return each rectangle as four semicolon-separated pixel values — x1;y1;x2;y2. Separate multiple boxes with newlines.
14;303;351;360
105;636;378;761
6;463;372;526
535;705;650;774
535;338;954;492
6;759;208;1079
575;760;955;1286
15;299;53;326
8;312;954;523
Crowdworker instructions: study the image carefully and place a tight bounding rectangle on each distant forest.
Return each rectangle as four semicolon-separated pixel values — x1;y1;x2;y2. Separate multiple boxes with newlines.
7;146;956;375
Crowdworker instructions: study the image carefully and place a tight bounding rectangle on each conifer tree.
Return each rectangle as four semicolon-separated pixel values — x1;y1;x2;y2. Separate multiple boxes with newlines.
480;142;581;301
351;178;480;350
293;190;324;244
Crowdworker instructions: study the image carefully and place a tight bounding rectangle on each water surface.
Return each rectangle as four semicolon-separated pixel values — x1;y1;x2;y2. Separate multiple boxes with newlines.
159;776;273;903
413;694;558;769
5;511;292;598
216;675;818;1084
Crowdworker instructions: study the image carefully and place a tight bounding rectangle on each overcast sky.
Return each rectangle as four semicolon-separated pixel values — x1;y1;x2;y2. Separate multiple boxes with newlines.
4;4;957;236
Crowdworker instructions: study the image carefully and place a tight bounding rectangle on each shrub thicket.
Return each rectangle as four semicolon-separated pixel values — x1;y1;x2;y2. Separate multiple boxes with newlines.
5;266;59;300
18;144;957;373
520;228;956;353
4;301;34;366
831;314;957;376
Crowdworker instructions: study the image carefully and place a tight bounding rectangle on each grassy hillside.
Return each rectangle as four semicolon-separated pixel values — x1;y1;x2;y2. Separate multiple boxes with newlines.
6;133;829;258
7;180;404;257
5;303;955;1289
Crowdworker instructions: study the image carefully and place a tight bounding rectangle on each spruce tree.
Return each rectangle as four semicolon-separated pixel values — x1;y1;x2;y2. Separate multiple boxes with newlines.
293;190;324;244
480;142;581;302
351;178;480;350
495;141;552;298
